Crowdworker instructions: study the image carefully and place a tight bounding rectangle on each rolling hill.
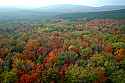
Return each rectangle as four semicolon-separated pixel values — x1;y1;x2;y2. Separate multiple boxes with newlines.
37;4;125;13
56;9;125;21
0;5;125;23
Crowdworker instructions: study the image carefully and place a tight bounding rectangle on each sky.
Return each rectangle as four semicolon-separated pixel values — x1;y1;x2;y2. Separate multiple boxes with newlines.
0;0;125;8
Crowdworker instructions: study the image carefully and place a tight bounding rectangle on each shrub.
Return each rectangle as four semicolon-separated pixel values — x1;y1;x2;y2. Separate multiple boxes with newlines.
112;42;125;49
110;69;125;83
65;64;98;83
40;66;60;83
56;51;79;66
90;53;117;75
0;71;17;83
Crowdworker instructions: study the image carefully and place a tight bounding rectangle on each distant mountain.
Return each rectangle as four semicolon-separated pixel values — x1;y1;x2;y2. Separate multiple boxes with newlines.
0;8;59;23
0;5;125;23
95;5;125;12
56;9;125;20
0;7;25;13
0;4;125;13
37;4;125;13
37;4;94;13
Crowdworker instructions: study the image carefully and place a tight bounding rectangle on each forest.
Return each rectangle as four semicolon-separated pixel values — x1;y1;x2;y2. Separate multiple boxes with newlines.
0;17;125;83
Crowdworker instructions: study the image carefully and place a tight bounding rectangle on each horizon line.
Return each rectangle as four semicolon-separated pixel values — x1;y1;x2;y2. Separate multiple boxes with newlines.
0;4;125;9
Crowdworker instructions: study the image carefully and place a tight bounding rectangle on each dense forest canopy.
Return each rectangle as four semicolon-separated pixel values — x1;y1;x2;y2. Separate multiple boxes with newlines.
0;4;125;83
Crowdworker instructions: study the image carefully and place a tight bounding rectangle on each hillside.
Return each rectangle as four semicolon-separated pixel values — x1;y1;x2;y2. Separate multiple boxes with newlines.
56;9;125;21
0;15;125;83
37;4;125;13
1;4;125;83
0;5;125;24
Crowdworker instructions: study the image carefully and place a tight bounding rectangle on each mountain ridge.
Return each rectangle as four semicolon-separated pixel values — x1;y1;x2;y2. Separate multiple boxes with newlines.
36;4;125;13
56;9;125;20
0;4;125;13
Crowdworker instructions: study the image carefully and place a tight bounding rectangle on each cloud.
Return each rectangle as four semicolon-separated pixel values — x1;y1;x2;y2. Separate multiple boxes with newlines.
0;0;124;8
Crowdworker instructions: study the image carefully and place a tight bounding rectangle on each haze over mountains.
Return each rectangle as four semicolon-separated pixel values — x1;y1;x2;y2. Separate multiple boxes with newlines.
37;4;125;13
57;9;125;20
1;4;125;13
0;4;125;23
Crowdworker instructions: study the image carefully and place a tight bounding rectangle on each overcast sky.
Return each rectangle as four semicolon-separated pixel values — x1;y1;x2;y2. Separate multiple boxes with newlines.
0;0;125;8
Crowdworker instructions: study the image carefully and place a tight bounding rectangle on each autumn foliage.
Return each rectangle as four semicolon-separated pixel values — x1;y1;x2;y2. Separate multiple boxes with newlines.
0;19;125;83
